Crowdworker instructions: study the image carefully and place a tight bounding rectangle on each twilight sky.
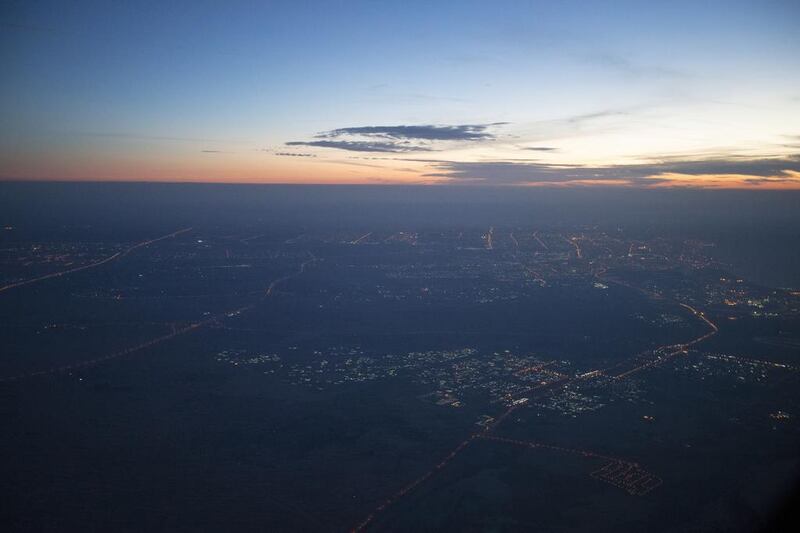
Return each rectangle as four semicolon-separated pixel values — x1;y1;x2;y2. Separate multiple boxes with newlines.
2;0;799;187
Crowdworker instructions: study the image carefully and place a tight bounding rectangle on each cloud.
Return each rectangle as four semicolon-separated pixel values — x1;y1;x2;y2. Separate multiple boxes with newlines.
582;53;690;80
782;134;800;149
362;86;470;104
273;152;316;157
564;109;631;124
286;140;434;153
316;124;505;141
287;123;506;153
511;106;644;144
74;131;235;143
426;155;800;187
521;146;558;152
2;22;57;33
631;156;800;177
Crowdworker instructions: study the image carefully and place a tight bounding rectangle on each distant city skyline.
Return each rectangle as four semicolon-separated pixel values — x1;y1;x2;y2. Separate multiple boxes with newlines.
2;0;799;188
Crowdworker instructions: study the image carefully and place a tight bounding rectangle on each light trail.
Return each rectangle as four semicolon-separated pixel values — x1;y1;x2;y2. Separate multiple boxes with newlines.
351;372;648;532
350;232;372;245
594;267;663;299
351;241;725;529
350;278;707;529
240;234;265;245
611;303;719;380
590;269;719;381
0;316;212;383
562;235;583;259
266;252;317;296
351;436;476;533
0;227;193;294
477;435;663;496
520;263;547;286
0;252;319;382
515;361;555;376
678;303;719;338
532;231;549;250
476;434;632;465
508;231;545;285
704;353;798;371
350;376;570;531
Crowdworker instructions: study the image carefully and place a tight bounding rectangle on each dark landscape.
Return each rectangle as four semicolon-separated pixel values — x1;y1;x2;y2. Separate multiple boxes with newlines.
1;183;798;531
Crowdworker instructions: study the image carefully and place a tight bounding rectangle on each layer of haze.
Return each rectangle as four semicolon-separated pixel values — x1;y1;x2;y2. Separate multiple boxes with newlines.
3;181;800;288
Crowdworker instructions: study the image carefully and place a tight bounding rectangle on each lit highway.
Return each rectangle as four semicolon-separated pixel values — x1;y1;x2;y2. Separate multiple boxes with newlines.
0;227;193;294
0;251;319;382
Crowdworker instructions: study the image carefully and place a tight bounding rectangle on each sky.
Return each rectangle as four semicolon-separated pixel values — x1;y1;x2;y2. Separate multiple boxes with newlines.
1;0;799;188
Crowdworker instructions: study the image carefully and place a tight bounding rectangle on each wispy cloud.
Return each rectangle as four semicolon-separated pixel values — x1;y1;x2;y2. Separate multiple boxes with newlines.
286;140;435;153
782;134;800;150
563;109;632;124
287;123;507;153
273;151;316;157
513;106;644;144
74;131;235;143
521;146;558;152
316;124;504;141
582;53;690;80
362;86;470;104
2;22;57;33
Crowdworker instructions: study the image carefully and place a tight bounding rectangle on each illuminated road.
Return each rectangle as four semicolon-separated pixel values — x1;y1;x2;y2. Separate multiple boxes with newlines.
351;436;476;533
562;234;583;259
612;303;719;380
594;261;720;380
508;233;545;285
0;227;193;294
594;267;663;299
476;434;633;465
484;227;494;250
515;360;556;376
266;252;317;296
351;271;719;531
352;368;632;532
704;352;798;371
351;232;372;245
518;262;546;286
0;317;211;383
532;231;549;250
352;371;578;531
679;303;719;339
476;435;663;495
350;240;730;531
0;252;319;383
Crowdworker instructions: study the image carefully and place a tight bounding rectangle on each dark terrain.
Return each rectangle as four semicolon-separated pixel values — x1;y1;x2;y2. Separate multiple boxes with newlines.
1;183;799;532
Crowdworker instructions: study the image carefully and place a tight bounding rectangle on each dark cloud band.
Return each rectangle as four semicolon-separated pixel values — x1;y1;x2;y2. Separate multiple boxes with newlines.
286;140;434;153
427;155;800;185
287;123;506;153
316;123;505;141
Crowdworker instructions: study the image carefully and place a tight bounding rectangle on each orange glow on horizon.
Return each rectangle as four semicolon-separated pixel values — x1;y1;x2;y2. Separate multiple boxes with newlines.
646;171;800;190
3;154;800;189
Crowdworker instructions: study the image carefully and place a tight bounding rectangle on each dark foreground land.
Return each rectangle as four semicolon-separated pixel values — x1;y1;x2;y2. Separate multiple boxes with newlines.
1;183;799;532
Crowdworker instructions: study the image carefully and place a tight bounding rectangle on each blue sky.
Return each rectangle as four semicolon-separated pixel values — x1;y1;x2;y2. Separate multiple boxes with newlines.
2;0;799;186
